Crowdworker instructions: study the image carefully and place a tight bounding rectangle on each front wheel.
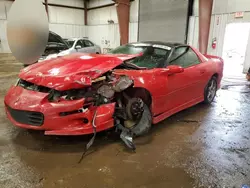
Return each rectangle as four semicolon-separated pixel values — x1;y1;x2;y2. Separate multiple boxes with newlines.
124;98;152;136
204;77;217;104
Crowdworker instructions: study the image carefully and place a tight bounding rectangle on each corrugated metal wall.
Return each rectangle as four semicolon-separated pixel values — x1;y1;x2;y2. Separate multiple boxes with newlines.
86;0;139;52
187;16;199;49
138;0;189;43
0;1;12;53
0;0;86;53
0;0;139;53
212;0;250;14
49;0;84;7
86;2;120;51
188;0;250;73
48;0;86;38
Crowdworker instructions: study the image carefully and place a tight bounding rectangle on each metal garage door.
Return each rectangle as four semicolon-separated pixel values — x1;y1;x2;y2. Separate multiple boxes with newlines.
138;0;189;43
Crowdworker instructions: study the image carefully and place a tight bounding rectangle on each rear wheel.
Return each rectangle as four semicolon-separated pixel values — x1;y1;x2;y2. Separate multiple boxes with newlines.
124;97;152;136
204;77;217;104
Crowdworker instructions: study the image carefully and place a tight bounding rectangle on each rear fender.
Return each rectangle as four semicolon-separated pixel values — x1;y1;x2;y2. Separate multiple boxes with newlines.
203;54;224;87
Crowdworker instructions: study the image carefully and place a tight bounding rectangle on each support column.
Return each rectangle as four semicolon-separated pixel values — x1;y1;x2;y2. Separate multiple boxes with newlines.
115;0;130;45
45;0;49;20
199;0;213;54
84;0;88;25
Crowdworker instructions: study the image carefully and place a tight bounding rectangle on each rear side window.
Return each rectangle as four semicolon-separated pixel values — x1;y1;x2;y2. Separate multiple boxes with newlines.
170;47;200;68
154;48;168;56
170;47;187;61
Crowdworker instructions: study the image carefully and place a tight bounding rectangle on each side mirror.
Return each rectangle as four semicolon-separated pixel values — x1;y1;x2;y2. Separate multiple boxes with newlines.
167;65;184;75
75;45;81;50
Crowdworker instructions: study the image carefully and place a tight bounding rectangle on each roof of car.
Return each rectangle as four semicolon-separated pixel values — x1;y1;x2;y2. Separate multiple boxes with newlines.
65;37;89;41
65;38;79;41
130;41;187;48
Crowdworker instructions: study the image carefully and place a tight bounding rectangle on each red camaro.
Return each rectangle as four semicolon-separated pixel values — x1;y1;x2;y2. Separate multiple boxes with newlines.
4;42;223;148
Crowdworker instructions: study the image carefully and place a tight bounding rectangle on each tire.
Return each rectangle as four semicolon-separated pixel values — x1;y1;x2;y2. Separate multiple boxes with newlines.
204;76;217;104
125;100;152;136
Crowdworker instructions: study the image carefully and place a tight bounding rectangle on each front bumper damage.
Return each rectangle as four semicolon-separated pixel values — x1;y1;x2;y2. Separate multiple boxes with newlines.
5;86;116;135
4;72;137;153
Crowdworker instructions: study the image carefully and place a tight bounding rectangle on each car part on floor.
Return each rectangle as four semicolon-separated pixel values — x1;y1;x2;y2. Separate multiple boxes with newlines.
115;119;136;151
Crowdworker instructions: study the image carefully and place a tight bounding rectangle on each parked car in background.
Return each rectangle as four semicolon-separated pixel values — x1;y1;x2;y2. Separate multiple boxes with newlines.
64;38;102;54
43;38;102;61
24;33;101;67
38;31;70;62
23;31;70;67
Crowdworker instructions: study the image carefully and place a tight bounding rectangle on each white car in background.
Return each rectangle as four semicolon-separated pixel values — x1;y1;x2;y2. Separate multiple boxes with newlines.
44;38;102;60
64;38;101;54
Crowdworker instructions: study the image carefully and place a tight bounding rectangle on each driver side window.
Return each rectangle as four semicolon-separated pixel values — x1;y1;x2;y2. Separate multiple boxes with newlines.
170;47;200;68
76;40;84;48
83;40;94;47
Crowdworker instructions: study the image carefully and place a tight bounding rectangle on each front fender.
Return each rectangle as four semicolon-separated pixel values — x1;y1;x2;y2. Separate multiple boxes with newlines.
114;69;169;115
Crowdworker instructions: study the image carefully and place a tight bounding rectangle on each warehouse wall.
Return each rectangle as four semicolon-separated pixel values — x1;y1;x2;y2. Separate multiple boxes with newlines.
0;0;86;53
0;0;139;54
0;1;12;53
87;0;139;53
48;0;86;38
188;0;250;73
87;0;119;52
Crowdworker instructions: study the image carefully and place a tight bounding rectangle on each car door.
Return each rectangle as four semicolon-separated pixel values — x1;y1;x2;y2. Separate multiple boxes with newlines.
165;46;204;111
82;39;96;53
75;40;85;53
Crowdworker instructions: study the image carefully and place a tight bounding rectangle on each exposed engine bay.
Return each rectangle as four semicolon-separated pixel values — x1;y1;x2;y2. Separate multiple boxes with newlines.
17;69;143;156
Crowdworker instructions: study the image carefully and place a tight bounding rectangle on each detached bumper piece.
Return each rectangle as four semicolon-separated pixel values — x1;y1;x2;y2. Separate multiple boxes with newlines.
6;105;44;126
116;119;136;151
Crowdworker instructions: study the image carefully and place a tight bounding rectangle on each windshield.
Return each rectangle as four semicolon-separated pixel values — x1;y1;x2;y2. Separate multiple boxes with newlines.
65;40;75;48
109;45;147;55
110;44;171;69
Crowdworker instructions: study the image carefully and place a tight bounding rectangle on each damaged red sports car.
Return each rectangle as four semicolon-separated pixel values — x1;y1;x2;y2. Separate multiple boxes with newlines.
4;42;223;148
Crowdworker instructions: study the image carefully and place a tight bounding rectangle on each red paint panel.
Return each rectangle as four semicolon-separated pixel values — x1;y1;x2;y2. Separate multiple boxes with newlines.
19;53;139;90
4;86;115;135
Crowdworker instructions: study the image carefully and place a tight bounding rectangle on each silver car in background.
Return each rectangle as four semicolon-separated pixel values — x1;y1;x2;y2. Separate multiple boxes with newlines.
44;37;102;60
64;38;101;54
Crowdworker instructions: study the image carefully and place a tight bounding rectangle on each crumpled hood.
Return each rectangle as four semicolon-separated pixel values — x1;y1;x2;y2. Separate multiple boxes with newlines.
19;53;140;91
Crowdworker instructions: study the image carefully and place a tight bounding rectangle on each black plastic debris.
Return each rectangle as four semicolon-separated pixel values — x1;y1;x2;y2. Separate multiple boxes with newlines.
78;109;97;164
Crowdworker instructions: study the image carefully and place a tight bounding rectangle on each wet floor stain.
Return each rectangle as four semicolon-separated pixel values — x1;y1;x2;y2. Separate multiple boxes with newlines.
1;74;250;187
221;84;250;93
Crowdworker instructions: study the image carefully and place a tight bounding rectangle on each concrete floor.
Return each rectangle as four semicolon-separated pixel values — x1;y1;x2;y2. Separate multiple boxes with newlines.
1;55;250;188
